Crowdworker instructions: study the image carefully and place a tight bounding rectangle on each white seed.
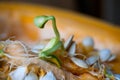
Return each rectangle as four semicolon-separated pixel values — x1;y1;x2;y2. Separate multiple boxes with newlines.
108;54;116;62
64;35;74;50
105;78;110;80
32;44;45;50
114;74;120;80
39;71;56;80
86;56;99;65
68;42;76;56
71;57;88;68
82;37;94;48
24;72;38;80
99;49;111;62
9;66;27;80
32;44;45;53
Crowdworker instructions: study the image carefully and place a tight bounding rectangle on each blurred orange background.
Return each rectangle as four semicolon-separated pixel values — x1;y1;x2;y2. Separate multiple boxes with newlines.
0;0;120;26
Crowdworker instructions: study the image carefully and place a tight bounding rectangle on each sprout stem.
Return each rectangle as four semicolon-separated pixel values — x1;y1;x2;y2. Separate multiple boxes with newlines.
48;16;60;39
34;15;63;67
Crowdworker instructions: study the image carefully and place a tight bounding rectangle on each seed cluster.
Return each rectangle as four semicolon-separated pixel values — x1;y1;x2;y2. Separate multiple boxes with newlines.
64;35;119;80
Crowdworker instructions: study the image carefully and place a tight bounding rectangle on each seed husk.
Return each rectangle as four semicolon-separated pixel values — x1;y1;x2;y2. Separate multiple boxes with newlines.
71;57;88;68
31;44;45;54
68;42;76;56
31;40;49;54
82;37;94;52
108;54;116;62
86;56;99;66
105;78;110;80
9;66;27;80
114;74;120;80
99;49;111;62
24;72;38;80
64;35;74;50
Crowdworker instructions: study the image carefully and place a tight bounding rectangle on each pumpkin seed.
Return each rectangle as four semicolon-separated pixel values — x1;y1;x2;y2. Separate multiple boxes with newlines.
64;35;74;50
68;42;76;56
108;54;116;62
114;74;120;80
86;55;99;66
99;49;111;62
32;44;45;53
82;36;94;51
24;72;38;80
9;66;27;80
105;78;110;80
71;57;88;68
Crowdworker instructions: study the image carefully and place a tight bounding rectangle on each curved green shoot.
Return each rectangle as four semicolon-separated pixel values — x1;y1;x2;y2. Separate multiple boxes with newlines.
34;16;60;39
34;15;64;67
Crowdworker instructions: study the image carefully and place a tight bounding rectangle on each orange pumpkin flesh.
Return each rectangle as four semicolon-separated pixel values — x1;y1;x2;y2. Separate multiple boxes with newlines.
0;2;120;74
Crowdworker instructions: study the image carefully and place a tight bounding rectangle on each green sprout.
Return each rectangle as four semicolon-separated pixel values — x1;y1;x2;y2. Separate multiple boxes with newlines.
34;15;64;68
0;49;4;57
